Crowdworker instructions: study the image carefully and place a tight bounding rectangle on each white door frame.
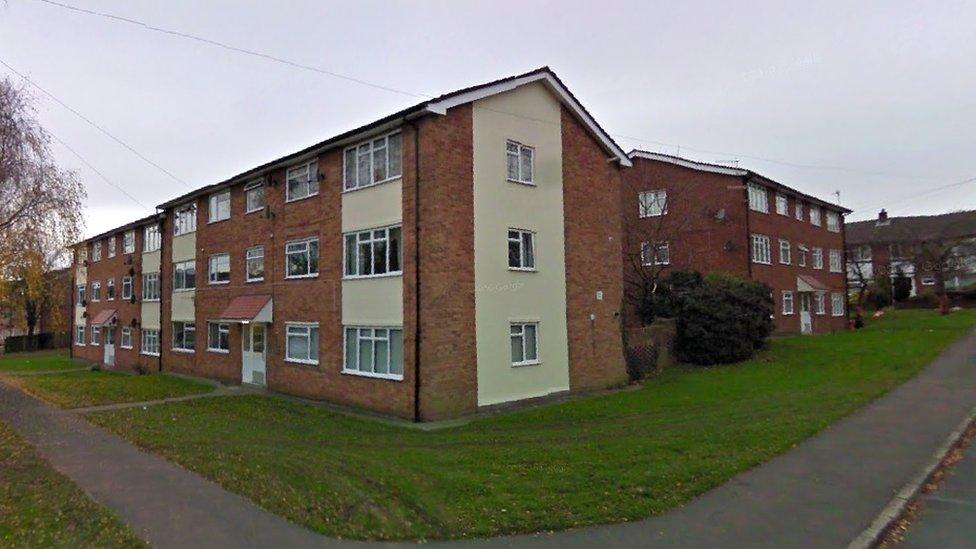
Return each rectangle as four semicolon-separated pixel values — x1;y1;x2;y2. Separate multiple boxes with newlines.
242;322;267;385
103;325;116;366
799;293;813;335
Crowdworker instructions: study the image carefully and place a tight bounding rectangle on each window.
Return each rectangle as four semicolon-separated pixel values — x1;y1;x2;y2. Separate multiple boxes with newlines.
174;261;196;290
91;326;101;345
106;278;115;300
853;244;872;262
78;247;88;262
344;327;404;379
776;194;789;215
508;229;536;270
751;234;771;264
286;161;319;201
506;140;534;184
815;291;826;315
123;231;135;254
641;241;670;266
208;253;230;284
91;281;101;301
142;273;160;301
92;241;102;261
344;227;401;278
344;132;402;191
207;322;230;353
779;240;791;265
75;325;85;346
76;284;86;304
286;237;320;278
748;182;768;213
209;190;231;223
638;190;667;218
172;321;195;352
810;206;821;226
120;327;132;349
285;323;319;364
826;211;840;232
245;180;265;213
141;329;160;356
795;202;804;220
246;246;264;282
812;247;824;270
510;322;540;366
144;224;161;252
782;291;794;315
122;276;133;300
921;276;936;286
174;203;197;235
831;292;845;316
107;236;116;258
798;245;808;267
829;249;843;273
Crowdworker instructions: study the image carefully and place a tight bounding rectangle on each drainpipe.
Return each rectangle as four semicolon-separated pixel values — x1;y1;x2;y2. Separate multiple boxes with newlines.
157;211;166;373
841;212;851;328
406;120;422;423
743;176;753;279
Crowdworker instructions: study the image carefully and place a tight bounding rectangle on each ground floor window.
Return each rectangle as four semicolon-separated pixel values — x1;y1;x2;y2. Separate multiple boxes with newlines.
141;329;160;356
172;322;195;352
285;323;319;364
815;292;826;315
343;327;403;379
91;326;101;346
510;322;539;366
75;325;85;346
120;327;133;349
207;322;230;353
782;291;794;315
831;292;845;316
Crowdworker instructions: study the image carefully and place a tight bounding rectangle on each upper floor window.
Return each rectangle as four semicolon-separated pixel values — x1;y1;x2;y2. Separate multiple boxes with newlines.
344;132;402;191
245;180;265;213
174;203;197;236
121;276;133;300
751;234;771;264
142;272;160;301
775;194;789;216
795;202;804;220
508;229;536;271
91;281;101;301
144;224;161;252
286;161;319;202
246;246;264;282
852;244;872;262
641;241;670;266
208;253;230;284
76;284;86;304
506;140;534;184
78;247;88;262
344;226;401;278
209;190;230;223
286;237;319;279
92;241;102;261
174;261;196;290
829;249;843;273
798;245;808;267
810;206;821;226
826;211;840;232
107;236;116;258
123;230;135;254
778;240;791;265
748;182;768;213
812;247;824;270
638;190;667;218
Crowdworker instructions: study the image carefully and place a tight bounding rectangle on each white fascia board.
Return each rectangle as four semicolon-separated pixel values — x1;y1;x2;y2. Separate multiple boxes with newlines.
629;151;748;176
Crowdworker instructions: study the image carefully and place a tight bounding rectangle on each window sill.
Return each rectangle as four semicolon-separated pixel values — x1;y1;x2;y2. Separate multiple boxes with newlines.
207;217;230;225
75;343;86;347
508;267;538;273
174;230;197;237
246;278;265;284
142;299;161;303
638;213;666;219
506;178;537;187
171;348;195;354
209;281;230;286
343;271;403;281
91;343;100;346
140;351;160;357
342;176;402;194
245;208;264;216
207;348;230;354
752;261;772;266
285;273;319;280
342;369;403;381
173;288;195;293
285;358;319;366
512;360;541;368
285;192;319;204
120;345;133;350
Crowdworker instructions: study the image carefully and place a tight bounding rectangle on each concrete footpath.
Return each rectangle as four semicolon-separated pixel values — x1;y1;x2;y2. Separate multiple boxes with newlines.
901;431;976;548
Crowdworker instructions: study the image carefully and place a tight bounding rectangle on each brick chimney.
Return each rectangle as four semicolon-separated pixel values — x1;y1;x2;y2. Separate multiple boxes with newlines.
877;209;889;224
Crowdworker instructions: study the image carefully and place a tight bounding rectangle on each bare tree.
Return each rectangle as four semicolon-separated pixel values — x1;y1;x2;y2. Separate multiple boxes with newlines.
846;244;876;309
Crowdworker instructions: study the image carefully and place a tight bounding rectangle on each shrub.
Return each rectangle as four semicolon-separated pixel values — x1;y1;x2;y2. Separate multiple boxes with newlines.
637;270;703;323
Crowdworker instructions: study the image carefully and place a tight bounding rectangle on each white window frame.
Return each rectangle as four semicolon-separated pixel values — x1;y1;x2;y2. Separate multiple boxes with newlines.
120;327;133;349
174;203;197;236
106;278;115;301
285;160;319;202
343;226;401;278
778;239;791;265
343;131;402;191
285;322;319;365
208;190;231;223
748;182;768;213
641;241;670;266
798;245;808;267
244;179;265;214
144;224;161;252
508;229;536;271
795;202;804;221
123;230;135;254
207;322;230;353
775;194;789;216
510;322;540;366
208;253;230;285
91;281;101;302
829;249;843;273
506;140;535;185
343;326;404;380
246;246;264;282
782;291;794;315
831;292;845;316
173;261;196;291
92;241;102;261
75;325;86;346
812;247;824;270
107;236;116;258
121;276;133;300
815;291;826;315
141;329;160;356
810;206;822;227
90;326;101;346
285;237;320;279
751;234;771;265
172;321;195;353
638;189;667;218
142;272;160;301
76;284;86;305
826;211;840;233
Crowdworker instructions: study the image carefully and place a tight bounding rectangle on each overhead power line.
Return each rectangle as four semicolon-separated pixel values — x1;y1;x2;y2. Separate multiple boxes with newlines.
46;129;149;209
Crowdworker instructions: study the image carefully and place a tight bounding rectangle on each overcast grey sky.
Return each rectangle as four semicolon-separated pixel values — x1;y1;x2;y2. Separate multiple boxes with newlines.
2;0;973;237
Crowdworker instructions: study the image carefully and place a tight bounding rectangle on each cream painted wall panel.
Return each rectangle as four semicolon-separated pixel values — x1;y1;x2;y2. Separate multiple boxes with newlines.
141;303;161;330
75;266;87;284
341;179;403;233
472;81;570;407
341;277;403;326
74;266;87;325
171;291;195;322
171;233;196;262
142;250;161;272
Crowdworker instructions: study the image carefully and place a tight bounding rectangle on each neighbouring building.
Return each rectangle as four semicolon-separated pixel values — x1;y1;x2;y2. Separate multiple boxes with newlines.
71;67;632;420
622;151;851;335
846;209;976;297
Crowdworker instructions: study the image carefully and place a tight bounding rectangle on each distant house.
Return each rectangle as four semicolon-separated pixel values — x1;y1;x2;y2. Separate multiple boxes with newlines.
846;209;976;296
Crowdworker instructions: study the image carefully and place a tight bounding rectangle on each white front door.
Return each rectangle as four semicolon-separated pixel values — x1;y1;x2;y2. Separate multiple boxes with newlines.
242;323;267;385
799;293;813;335
103;327;116;366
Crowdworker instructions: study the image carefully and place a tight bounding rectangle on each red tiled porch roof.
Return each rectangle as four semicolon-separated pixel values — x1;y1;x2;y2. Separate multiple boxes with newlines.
219;295;272;321
90;309;117;326
797;274;829;292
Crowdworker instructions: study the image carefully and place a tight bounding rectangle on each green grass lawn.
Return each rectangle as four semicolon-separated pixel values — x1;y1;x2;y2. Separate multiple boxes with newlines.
0;421;143;547
6;370;215;409
0;350;88;373
86;310;976;540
